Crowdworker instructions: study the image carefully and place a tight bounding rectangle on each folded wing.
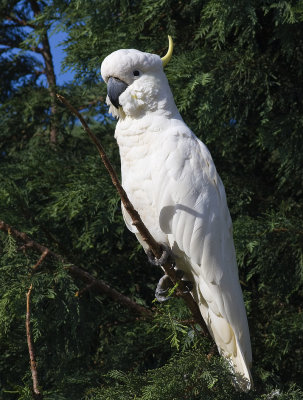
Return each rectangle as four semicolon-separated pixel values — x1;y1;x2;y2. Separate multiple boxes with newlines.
151;127;252;390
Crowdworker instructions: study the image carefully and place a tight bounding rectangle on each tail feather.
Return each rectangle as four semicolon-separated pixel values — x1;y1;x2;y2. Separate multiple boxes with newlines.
194;289;253;391
173;257;253;391
223;340;253;391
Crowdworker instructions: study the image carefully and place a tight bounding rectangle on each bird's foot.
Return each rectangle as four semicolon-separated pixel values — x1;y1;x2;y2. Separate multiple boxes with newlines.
155;269;194;302
147;243;194;301
155;275;173;302
147;243;174;267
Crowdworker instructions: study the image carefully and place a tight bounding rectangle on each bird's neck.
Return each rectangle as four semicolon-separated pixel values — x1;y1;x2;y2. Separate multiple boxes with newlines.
116;109;183;139
115;72;180;121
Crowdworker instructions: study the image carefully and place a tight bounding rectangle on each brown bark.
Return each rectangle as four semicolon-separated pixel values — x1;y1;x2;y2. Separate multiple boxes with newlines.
69;266;152;317
5;1;59;143
26;285;43;399
0;220;152;318
32;250;49;269
56;95;212;339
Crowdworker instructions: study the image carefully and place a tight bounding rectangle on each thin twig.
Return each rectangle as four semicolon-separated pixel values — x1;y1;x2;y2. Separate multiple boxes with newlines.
26;285;43;399
56;94;211;338
32;250;49;270
5;15;36;28
0;220;152;317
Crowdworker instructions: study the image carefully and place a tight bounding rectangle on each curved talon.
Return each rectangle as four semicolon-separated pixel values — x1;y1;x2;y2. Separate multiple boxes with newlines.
155;274;173;302
147;243;174;267
155;290;171;303
154;266;194;302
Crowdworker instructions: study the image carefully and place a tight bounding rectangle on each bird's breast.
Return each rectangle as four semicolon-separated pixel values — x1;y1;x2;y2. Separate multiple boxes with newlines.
115;121;168;243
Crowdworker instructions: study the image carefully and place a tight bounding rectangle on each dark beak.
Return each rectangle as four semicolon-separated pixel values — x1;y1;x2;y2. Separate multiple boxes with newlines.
107;77;128;109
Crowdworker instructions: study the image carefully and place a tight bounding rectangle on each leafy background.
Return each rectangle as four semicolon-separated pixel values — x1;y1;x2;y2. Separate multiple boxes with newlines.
0;1;302;399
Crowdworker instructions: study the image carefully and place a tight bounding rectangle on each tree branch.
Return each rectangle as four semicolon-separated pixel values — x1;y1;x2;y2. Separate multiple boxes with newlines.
5;15;36;29
32;250;49;269
0;220;152;318
29;0;41;17
26;285;43;399
56;95;211;338
34;69;45;77
0;41;43;53
70;266;152;317
41;34;57;143
27;0;58;143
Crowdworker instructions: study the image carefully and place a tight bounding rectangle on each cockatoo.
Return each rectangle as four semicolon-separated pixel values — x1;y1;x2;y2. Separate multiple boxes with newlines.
101;36;252;391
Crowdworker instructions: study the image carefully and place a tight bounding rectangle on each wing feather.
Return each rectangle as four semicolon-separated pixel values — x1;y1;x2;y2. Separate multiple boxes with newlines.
152;127;252;389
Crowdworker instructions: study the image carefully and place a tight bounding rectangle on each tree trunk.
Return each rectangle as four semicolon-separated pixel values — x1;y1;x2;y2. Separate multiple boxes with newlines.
41;34;58;144
29;0;58;144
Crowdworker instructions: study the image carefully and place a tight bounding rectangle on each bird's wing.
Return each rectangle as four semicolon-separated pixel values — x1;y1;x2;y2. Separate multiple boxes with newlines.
151;126;252;385
121;203;138;233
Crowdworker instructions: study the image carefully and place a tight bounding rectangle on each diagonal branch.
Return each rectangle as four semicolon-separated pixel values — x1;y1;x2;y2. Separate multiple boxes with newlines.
56;95;211;338
32;250;49;269
0;220;152;318
69;266;152;317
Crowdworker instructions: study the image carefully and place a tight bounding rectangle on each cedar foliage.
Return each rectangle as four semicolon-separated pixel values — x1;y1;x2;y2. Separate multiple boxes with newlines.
0;0;302;399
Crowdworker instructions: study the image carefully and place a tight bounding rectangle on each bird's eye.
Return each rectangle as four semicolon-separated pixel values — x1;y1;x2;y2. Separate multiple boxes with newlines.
133;70;140;77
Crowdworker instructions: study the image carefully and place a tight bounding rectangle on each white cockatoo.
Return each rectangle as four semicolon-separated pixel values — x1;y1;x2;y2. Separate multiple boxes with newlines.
101;37;252;391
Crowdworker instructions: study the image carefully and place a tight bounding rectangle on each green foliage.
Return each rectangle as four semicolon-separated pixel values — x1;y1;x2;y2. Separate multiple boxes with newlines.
0;0;302;399
84;345;246;400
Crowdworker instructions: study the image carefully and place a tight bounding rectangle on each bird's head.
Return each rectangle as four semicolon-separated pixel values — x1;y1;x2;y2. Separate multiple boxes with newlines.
101;37;176;119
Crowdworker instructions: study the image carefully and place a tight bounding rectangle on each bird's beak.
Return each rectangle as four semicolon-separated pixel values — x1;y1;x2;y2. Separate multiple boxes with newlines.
107;77;128;109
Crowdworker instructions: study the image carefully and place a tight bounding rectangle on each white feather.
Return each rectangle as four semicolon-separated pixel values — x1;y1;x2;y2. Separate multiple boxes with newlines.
101;47;253;391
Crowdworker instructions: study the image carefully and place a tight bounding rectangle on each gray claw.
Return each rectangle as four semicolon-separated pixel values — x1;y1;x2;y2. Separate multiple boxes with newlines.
155;291;171;303
155;268;194;302
147;243;174;267
155;275;173;302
